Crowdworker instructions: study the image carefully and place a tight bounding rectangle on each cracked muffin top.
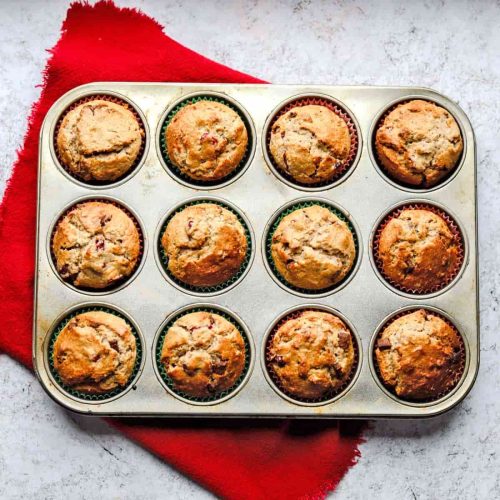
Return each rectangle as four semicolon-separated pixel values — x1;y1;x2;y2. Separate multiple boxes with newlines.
375;99;463;187
374;309;463;400
268;310;355;399
160;311;246;398
56;99;143;182
165;100;248;181
376;208;460;293
269;104;351;184
52;201;141;290
271;205;355;290
53;311;137;394
161;203;247;287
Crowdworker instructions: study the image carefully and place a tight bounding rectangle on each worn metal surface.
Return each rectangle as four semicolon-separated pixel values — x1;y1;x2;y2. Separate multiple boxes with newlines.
33;83;478;417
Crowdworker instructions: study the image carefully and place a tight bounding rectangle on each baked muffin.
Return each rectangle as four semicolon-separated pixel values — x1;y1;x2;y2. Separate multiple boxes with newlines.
268;310;355;399
161;203;247;287
160;311;246;398
53;311;137;394
52;201;141;289
376;208;460;292
269;104;351;184
374;309;464;400
56;99;143;182
271;205;355;290
166;100;248;181
375;100;463;187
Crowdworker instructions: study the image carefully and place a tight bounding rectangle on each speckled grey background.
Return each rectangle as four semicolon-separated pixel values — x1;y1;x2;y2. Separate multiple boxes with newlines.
0;1;498;499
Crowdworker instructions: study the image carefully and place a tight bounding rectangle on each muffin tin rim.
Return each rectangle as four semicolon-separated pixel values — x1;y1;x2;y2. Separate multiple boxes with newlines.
368;198;469;299
368;94;468;193
42;301;146;405
368;304;470;408
49;89;150;190
155;90;257;190
261;196;363;298
261;91;363;192
151;302;256;406
260;303;363;407
153;195;256;297
45;194;149;296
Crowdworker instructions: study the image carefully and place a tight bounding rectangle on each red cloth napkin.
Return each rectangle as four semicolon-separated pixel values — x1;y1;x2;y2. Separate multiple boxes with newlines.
0;2;364;498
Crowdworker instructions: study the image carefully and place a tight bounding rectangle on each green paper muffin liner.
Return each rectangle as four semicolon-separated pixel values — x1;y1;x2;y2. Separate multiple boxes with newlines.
47;305;143;402
265;200;359;295
372;308;466;404
372;98;464;190
54;94;147;186
159;95;253;187
158;199;252;294
50;198;145;293
372;202;465;295
265;96;359;189
265;308;360;404
155;306;251;403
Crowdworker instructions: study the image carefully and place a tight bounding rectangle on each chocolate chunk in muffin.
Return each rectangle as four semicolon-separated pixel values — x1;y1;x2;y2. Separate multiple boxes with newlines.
268;310;355;399
166;100;248;181
374;309;464;400
160;311;246;398
271;205;355;290
161;203;247;287
269;104;351;184
56;99;143;182
376;208;460;293
52;201;141;289
53;311;137;394
375;99;463;187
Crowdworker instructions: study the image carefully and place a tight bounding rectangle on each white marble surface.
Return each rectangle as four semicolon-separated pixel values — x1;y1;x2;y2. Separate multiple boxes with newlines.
0;0;499;498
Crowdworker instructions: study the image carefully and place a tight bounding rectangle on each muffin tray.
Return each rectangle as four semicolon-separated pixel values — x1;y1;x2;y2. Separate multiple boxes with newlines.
33;83;478;418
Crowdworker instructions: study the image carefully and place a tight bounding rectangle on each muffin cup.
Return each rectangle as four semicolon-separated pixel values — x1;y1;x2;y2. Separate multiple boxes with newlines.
263;198;360;297
153;304;253;405
156;197;254;296
263;305;360;406
46;304;144;403
263;94;360;190
158;93;255;189
49;196;146;295
371;97;466;191
53;93;147;187
370;306;467;405
372;201;465;296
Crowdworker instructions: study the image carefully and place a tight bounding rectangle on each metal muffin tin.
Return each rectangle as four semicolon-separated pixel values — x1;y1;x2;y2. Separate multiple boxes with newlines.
34;83;478;418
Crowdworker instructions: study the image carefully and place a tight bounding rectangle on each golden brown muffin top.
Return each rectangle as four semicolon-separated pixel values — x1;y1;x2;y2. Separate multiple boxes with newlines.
271;205;355;290
269;104;351;184
376;208;460;292
161;203;247;287
375;99;463;187
375;309;463;400
53;311;137;394
166;100;248;181
160;311;246;398
52;201;141;290
56;99;143;182
268;310;355;399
